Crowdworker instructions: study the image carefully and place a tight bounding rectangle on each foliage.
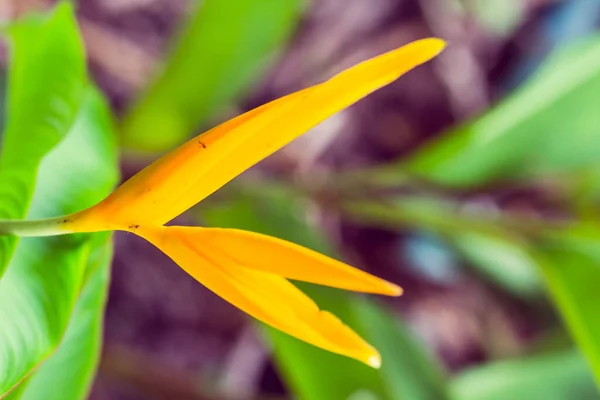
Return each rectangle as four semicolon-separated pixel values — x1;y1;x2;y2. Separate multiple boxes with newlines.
0;5;118;398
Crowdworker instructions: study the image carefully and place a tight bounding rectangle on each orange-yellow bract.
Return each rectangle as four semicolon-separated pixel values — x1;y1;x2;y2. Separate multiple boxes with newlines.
65;38;446;367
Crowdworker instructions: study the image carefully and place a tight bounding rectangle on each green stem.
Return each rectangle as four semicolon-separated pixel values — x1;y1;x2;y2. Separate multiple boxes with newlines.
0;215;73;237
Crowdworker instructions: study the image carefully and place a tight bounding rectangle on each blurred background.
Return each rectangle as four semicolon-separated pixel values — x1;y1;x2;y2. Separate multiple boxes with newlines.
4;0;600;399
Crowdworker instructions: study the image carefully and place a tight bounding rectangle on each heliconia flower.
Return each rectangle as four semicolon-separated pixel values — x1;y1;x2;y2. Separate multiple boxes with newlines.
59;38;445;367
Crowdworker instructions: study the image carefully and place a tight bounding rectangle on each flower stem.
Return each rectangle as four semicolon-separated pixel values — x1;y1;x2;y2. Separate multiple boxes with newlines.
0;215;74;237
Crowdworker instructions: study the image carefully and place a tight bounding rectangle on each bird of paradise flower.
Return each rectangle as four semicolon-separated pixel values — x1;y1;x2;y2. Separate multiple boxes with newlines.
9;38;445;367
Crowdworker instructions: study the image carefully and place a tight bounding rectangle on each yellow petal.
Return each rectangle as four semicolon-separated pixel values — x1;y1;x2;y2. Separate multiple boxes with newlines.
137;225;382;367
185;227;401;296
70;38;445;231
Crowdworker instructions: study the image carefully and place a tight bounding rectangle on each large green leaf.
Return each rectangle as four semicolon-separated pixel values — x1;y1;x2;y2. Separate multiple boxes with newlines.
0;2;86;276
201;184;449;400
121;0;303;151
450;350;598;400
401;35;600;186
0;85;118;396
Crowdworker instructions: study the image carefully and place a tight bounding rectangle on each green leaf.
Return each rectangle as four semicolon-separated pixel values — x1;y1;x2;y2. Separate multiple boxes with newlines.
459;0;524;36
201;184;449;400
0;2;86;276
402;35;600;186
121;0;303;151
453;233;541;298
535;231;600;387
543;222;600;263
450;350;599;400
0;87;118;396
5;234;112;400
352;298;448;400
343;198;541;298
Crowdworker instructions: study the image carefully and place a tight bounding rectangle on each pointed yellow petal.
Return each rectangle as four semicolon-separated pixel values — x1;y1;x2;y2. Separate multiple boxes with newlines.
70;38;445;231
186;227;401;296
138;225;381;367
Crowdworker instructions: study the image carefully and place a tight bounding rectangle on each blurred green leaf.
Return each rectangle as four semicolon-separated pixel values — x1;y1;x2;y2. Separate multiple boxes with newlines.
460;0;524;36
201;184;448;400
353;298;448;400
0;2;86;276
453;233;541;298
400;35;600;186
0;86;118;396
344;198;541;298
542;222;600;262
535;230;600;387
122;0;303;152
344;198;506;238
450;350;598;400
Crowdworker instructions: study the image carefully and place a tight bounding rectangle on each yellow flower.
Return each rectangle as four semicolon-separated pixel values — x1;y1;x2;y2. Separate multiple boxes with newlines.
63;38;445;367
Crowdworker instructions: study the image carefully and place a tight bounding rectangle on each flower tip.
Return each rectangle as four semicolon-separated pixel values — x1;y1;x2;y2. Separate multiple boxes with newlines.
362;346;382;369
388;283;404;297
367;354;382;369
377;280;403;297
420;37;447;56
